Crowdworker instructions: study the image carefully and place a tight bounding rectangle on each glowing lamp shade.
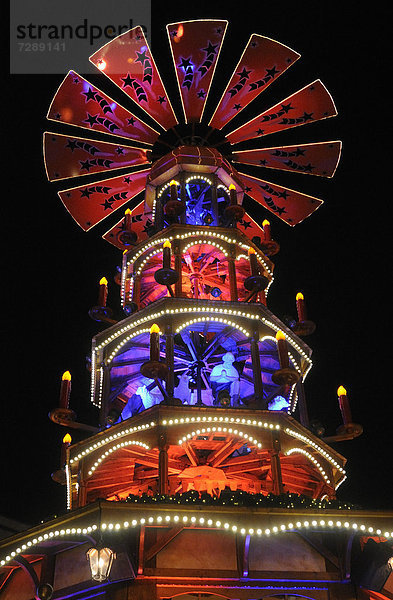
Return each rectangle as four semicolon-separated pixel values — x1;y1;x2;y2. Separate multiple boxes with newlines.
86;545;116;582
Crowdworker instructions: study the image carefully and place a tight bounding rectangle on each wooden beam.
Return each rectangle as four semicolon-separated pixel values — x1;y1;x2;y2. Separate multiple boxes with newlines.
183;441;198;466
296;531;340;570
145;526;184;562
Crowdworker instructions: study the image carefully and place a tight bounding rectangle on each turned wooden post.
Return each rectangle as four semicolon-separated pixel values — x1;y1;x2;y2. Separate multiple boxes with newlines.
250;325;264;407
158;433;169;495
132;273;142;308
228;244;238;301
165;324;175;399
173;239;183;297
270;431;284;495
296;377;310;428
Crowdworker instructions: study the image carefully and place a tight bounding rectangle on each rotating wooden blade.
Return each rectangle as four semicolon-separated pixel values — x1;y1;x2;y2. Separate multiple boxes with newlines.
44;132;150;181
46;71;160;145
58;168;150;231
166;19;228;123
232;141;342;178
89;26;178;131
227;80;337;145
238;172;323;226
209;34;300;130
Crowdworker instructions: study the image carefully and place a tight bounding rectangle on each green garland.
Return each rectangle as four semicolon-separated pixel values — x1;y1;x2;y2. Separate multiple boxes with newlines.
123;490;358;510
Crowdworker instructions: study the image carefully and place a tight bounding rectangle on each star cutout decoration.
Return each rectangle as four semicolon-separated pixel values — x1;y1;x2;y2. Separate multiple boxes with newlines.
82;87;97;102
121;74;135;88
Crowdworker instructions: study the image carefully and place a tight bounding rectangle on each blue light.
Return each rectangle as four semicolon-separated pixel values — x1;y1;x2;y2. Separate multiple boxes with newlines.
210;287;222;297
268;395;290;411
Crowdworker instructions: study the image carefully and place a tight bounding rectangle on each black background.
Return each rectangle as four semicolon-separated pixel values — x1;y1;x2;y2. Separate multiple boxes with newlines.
3;1;391;526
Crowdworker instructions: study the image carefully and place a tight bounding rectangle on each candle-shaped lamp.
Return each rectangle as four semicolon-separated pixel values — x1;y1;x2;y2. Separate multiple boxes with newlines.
162;240;172;269
337;385;352;425
169;180;179;202
262;219;271;241
296;292;307;322
248;247;259;276
229;183;237;205
98;277;108;307
124;208;132;230
276;330;290;369
59;370;71;409
61;432;72;466
149;324;160;362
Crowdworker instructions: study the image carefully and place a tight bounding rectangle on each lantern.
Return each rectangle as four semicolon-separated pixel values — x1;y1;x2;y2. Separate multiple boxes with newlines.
86;544;116;582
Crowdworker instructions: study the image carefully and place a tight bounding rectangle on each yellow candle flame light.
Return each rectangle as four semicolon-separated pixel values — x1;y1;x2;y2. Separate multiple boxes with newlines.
163;240;172;249
150;323;160;334
262;219;270;227
62;371;71;381
125;208;131;215
99;277;108;286
229;184;236;190
63;433;72;444
337;385;347;396
248;247;256;255
276;330;286;341
296;292;304;301
169;180;179;186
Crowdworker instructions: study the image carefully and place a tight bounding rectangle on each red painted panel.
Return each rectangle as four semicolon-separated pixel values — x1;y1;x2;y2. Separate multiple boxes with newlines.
238;172;323;226
44;132;150;181
89;27;178;130
58;169;150;231
232;141;342;178
167;19;228;123
47;70;159;145
209;34;300;130
227;80;337;145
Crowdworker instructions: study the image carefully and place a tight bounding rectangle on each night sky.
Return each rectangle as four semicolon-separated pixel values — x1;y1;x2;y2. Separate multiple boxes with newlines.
3;2;391;527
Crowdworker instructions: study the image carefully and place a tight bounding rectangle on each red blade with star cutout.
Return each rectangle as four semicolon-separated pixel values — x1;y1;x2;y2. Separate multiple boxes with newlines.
44;132;150;181
89;27;178;131
58;168;150;231
167;19;228;123
238;172;323;226
46;71;160;145
209;34;300;130
227;80;337;145
232;141;342;178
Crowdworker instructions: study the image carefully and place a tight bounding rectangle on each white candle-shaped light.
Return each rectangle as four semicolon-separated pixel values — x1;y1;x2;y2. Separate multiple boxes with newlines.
162;240;172;269
262;219;271;241
229;183;237;205
59;370;71;409
98;277;108;306
337;385;352;425
61;432;72;466
149;324;160;362
276;330;289;369
248;247;259;276
296;292;307;322
169;180;179;202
